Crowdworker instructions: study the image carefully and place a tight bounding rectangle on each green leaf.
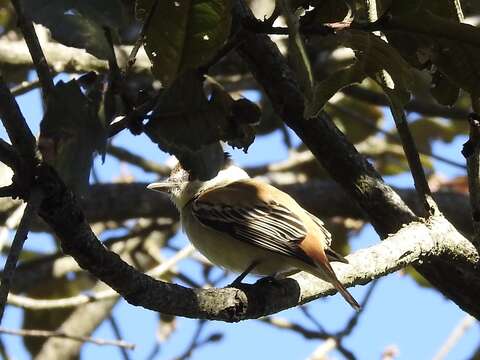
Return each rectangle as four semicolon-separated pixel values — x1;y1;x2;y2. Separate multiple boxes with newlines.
385;2;480;102
301;0;350;24
306;62;366;118
326;97;384;144
145;70;259;179
306;30;414;118
137;0;232;85
430;70;460;106
409;117;458;152
23;0;127;59
404;266;432;288
280;0;313;100
375;149;410;176
39;80;107;194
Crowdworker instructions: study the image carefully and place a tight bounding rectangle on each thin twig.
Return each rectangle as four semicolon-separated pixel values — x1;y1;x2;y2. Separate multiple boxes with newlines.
107;145;171;176
108;96;158;137
8;244;195;310
299;306;325;332
432;314;477;360
174;320;207;360
0;203;26;255
198;32;245;75
10;0;54;100
336;280;378;339
10;79;42;97
260;317;329;340
0;336;10;360
0;187;43;324
364;0;436;216
127;0;159;72
0;326;135;349
108;316;132;360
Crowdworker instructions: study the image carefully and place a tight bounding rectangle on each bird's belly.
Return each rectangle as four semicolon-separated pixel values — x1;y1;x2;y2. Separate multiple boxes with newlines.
182;212;297;277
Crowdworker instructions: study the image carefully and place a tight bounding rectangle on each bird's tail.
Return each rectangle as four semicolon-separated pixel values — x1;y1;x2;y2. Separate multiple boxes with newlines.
330;277;361;311
306;261;361;312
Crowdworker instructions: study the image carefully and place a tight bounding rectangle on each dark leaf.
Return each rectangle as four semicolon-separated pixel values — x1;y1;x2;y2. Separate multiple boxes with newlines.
23;0;128;59
136;0;232;85
145;71;258;179
430;70;460;106
39;80;107;193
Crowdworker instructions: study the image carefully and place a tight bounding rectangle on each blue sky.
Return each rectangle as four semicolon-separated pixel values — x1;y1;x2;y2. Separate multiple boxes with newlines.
0;75;478;360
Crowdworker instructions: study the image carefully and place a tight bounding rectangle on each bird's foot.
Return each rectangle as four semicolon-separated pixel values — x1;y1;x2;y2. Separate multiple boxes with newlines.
227;261;259;288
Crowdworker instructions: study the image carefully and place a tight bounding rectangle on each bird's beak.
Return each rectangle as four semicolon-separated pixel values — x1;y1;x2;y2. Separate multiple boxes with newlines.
147;182;174;193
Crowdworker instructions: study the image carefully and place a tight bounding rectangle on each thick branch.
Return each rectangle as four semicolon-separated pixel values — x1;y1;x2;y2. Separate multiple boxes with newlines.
0;78;37;166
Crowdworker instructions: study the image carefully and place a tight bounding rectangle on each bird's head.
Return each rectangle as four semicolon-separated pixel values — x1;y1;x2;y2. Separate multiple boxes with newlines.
147;160;249;209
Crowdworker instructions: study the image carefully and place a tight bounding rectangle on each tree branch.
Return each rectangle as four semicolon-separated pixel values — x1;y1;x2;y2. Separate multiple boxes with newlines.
0;78;37;167
107;145;171;176
0;37;149;73
8;245;194;310
0;326;134;350
0;187;42;323
10;0;54;99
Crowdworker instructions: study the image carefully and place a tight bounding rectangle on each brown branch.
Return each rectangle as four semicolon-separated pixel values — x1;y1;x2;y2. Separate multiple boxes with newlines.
35;285;120;359
107;316;132;360
10;79;42;96
432;315;477;360
386;100;437;216
0;326;135;350
107;145;171;176
10;0;54;100
127;0;159;72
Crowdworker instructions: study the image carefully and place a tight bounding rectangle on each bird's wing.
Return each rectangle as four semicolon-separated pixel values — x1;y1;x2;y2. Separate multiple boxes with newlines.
191;180;315;265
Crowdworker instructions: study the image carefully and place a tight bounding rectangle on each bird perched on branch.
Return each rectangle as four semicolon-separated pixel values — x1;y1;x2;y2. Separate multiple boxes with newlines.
148;160;360;311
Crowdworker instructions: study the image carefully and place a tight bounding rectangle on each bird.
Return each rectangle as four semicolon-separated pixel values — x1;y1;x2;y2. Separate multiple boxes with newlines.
147;160;360;311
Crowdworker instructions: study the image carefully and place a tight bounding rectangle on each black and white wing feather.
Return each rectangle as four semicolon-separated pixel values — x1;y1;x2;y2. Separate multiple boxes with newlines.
192;199;314;265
